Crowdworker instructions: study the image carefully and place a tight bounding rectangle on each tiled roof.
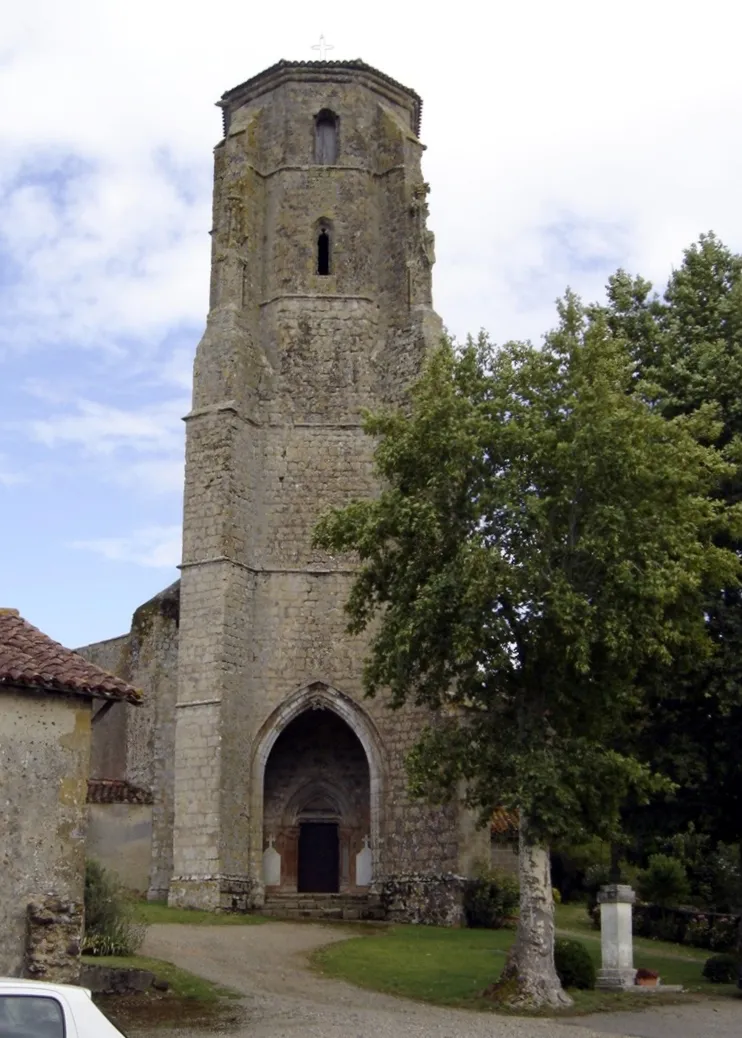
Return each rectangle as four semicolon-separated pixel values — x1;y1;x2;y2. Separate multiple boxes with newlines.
87;779;153;805
0;609;141;704
219;59;423;137
491;807;519;835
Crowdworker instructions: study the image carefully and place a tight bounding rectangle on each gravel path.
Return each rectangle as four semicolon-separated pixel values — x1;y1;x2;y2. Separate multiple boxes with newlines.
128;922;738;1038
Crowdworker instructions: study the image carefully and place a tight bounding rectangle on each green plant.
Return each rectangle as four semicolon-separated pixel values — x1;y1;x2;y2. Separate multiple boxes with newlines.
554;939;596;990
708;916;739;951
552;888;562;905
83;860;145;957
635;967;659;981
702;954;739;984
636;854;691;908
463;867;520;929
583;863;612;914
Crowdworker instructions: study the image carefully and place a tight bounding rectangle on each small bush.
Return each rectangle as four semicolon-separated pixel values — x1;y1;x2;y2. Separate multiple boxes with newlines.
463;868;519;929
636;854;690;908
584;862;612;913
708;916;740;951
554;938;596;990
702;954;739;984
633;903;740;951
83;860;145;957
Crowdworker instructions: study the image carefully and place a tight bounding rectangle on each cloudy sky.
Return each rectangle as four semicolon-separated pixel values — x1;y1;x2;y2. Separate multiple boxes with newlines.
2;0;741;648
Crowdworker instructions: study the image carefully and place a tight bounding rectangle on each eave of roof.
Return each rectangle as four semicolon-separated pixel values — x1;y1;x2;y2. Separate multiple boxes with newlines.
0;610;141;705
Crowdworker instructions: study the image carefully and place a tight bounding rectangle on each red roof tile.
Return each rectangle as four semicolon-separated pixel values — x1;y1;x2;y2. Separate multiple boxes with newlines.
0;609;141;704
87;779;152;804
491;807;519;835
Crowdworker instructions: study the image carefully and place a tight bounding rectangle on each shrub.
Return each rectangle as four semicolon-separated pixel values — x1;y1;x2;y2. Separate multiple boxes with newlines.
554;938;596;990
662;828;741;911
463;867;519;929
584;862;612;913
633;904;740;951
636;854;690;908
702;954;739;984
83;860;145;957
708;916;740;951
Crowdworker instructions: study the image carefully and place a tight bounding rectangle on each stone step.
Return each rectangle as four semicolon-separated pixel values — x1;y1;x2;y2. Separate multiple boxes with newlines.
262;892;384;921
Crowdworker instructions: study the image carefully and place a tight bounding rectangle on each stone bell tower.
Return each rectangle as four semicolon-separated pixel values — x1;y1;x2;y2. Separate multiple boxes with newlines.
170;59;487;912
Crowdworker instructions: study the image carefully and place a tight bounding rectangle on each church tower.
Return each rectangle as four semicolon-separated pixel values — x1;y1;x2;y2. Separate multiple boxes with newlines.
170;59;487;911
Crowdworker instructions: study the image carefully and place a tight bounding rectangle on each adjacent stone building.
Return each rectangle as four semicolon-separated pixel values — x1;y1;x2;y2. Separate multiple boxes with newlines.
79;58;491;916
0;608;140;980
86;779;154;895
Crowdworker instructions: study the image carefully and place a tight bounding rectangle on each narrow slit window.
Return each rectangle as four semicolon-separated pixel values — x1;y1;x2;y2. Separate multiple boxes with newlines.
317;229;330;275
315;110;338;165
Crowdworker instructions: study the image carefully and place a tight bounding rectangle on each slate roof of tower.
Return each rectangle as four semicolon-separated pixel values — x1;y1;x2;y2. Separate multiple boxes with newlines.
0;609;141;704
218;59;423;138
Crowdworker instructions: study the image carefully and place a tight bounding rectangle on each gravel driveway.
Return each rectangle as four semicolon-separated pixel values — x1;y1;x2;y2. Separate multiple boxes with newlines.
130;922;738;1038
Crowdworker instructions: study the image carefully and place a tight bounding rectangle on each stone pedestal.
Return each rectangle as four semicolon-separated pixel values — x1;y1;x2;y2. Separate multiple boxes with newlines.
596;884;637;990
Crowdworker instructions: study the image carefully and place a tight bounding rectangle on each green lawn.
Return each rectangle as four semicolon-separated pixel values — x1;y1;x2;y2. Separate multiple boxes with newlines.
85;954;245;1033
312;910;740;1014
132;899;268;926
556;903;711;961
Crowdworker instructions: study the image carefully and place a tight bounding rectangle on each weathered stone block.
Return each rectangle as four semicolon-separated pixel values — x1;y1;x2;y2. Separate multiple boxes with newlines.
25;896;84;985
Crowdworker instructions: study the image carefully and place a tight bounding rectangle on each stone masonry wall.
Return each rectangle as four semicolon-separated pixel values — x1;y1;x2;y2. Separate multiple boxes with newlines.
83;635;129;781
0;688;90;978
169;64;487;909
25;896;84;985
79;582;179;900
87;803;153;894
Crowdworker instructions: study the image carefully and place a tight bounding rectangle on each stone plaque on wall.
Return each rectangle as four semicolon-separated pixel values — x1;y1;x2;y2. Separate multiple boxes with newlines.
356;835;372;887
262;837;281;887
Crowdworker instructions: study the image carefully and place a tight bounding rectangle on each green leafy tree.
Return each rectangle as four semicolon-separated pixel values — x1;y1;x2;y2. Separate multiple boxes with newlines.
314;295;740;1008
600;235;742;937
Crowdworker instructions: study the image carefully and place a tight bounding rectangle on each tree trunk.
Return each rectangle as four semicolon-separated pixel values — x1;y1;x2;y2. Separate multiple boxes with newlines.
485;817;572;1009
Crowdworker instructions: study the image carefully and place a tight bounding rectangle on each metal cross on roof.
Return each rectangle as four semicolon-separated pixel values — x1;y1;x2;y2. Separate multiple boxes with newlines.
311;34;334;61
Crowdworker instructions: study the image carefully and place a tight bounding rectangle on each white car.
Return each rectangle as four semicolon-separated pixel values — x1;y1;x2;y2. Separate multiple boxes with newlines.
0;978;126;1037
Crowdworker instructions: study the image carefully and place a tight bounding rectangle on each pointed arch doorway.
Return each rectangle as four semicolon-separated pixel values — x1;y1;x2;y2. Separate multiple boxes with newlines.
253;684;383;895
297;790;340;893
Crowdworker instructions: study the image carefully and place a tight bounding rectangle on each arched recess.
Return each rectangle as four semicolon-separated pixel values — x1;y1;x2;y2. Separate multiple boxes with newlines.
250;681;385;892
314;109;339;164
315;217;333;276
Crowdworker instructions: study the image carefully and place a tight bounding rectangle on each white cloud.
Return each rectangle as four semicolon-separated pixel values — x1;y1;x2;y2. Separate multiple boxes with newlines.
0;456;26;487
71;525;182;568
27;397;187;456
110;458;185;496
2;0;742;642
0;0;739;359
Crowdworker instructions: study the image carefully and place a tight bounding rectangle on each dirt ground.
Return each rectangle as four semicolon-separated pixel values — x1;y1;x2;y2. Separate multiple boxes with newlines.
120;922;739;1038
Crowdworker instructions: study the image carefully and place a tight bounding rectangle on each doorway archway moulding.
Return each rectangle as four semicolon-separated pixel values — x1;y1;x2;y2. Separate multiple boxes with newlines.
250;681;386;892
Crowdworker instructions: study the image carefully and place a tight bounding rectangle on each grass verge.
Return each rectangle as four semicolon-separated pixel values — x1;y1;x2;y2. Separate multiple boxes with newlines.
311;919;740;1015
132;899;268;926
556;903;711;961
84;954;244;1032
82;953;239;1001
